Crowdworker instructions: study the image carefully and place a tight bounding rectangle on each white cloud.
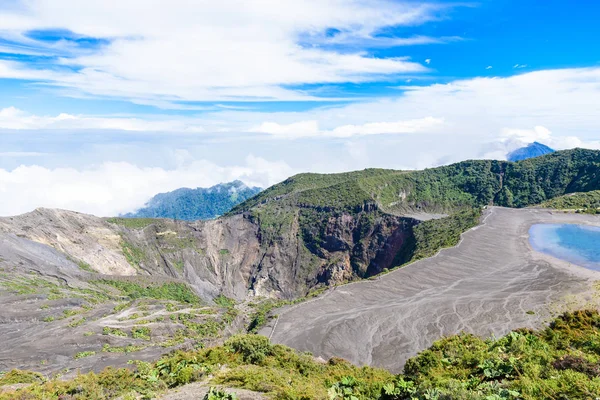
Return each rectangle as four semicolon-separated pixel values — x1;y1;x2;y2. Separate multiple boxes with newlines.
502;126;552;143
0;156;294;217
486;65;492;69
0;106;206;132
513;64;527;69
4;66;600;217
425;58;431;64
0;0;456;104
250;117;443;138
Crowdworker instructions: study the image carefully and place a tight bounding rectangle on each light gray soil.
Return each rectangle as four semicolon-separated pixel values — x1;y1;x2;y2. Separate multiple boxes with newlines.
261;207;600;373
157;383;268;400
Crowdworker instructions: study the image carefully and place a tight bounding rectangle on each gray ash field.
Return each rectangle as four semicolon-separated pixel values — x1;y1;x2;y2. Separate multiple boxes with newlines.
261;207;600;372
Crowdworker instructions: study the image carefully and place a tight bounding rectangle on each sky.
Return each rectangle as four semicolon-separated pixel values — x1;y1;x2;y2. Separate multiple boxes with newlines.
1;0;600;216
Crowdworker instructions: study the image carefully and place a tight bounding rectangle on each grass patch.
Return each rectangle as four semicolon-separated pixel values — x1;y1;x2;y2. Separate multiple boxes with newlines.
96;280;201;304
132;326;151;341
74;351;96;359
103;326;128;337
102;343;146;353
120;240;146;269
68;317;87;328
214;294;236;308
106;217;159;229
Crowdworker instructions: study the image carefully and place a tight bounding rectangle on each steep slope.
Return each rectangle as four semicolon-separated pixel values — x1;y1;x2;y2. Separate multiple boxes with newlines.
123;180;262;221
537;190;600;213
507;141;555;161
3;149;600;301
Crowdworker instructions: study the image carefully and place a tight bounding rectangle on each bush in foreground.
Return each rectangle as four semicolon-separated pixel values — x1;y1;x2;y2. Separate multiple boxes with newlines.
1;310;600;399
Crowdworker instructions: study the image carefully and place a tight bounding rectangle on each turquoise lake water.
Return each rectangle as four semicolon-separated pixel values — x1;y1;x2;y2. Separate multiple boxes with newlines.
529;224;600;271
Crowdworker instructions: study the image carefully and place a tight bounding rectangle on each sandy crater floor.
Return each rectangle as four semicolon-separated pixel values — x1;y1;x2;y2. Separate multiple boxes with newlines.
262;207;600;373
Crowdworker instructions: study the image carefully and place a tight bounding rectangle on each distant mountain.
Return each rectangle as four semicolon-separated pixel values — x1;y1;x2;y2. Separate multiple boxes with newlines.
124;180;262;221
507;141;555;162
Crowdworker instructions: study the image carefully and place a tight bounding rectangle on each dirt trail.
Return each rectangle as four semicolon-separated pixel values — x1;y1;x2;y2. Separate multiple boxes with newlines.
262;207;600;373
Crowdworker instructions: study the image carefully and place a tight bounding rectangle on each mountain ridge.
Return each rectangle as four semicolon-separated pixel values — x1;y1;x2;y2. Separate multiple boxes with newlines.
123;180;262;221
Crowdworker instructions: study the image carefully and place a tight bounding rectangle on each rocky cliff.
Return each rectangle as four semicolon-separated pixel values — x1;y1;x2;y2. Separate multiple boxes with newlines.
0;206;418;301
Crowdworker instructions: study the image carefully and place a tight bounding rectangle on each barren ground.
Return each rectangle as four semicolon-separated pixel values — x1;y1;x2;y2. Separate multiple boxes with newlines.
261;207;600;373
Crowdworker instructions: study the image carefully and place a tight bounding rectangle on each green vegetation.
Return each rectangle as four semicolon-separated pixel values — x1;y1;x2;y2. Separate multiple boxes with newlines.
0;369;45;386
204;387;238;400
74;351;96;359
234;150;600;215
103;326;128;337
102;343;146;353
96;279;201;304
538;190;600;213
77;260;95;273
106;217;160;229
214;294;236;308
4;310;600;399
226;149;600;289
396;208;481;265
68;317;87;328
132;326;152;340
123;181;262;221
120;240;146;269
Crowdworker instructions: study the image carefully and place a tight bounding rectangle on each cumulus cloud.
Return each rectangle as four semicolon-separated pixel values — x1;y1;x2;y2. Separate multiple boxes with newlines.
0;156;294;217
0;0;458;104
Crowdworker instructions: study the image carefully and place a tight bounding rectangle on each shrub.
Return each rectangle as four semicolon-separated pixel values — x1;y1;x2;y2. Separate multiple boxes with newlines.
225;334;273;365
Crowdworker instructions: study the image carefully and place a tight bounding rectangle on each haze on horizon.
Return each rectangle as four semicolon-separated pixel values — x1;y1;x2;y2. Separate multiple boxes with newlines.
1;0;599;217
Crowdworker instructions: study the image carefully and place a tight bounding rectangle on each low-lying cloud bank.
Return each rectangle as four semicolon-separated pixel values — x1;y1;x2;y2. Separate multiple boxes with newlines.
0;156;293;217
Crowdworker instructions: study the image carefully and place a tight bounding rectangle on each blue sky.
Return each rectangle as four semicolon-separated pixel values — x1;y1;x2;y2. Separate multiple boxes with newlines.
1;0;599;216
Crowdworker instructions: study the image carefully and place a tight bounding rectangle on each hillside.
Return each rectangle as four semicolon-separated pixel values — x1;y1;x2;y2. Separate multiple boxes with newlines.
3;310;600;399
124;181;262;221
1;149;600;375
538;190;600;213
507;141;555;161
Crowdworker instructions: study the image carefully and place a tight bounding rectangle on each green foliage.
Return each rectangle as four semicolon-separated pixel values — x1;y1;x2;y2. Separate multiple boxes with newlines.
102;343;146;353
0;369;45;386
398;208;481;264
74;351;96;359
8;310;600;399
225;334;273;365
204;387;238;400
68;317;87;327
77;260;95;273
123;181;262;221
120;240;146;269
97;279;201;304
214;294;236;308
106;217;159;229
132;326;151;340
103;326;128;337
538;190;600;213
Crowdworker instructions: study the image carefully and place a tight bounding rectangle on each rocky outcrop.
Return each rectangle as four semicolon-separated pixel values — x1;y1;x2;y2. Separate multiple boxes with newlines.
0;207;418;301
